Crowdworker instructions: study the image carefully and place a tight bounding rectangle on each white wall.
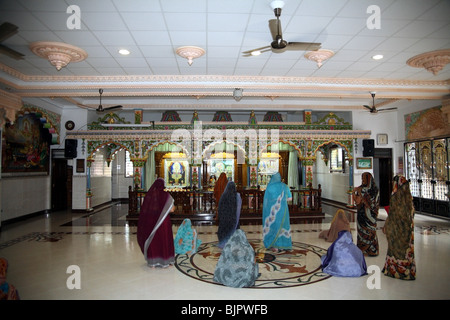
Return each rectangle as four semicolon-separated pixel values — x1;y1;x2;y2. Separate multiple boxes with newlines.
111;150;134;199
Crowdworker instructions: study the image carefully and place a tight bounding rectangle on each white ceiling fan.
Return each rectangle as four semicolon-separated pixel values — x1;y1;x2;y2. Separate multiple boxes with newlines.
242;1;321;57
363;92;398;114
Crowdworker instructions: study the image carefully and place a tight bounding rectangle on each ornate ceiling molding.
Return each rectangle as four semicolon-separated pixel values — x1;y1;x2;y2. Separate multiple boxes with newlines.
29;41;88;71
304;49;335;68
407;49;450;75
0;62;448;88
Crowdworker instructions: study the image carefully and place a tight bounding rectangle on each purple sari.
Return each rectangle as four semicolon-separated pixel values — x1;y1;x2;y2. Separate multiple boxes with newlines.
137;178;175;267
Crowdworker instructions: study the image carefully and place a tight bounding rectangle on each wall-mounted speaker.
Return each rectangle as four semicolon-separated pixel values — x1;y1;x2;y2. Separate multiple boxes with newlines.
64;139;78;159
363;139;375;157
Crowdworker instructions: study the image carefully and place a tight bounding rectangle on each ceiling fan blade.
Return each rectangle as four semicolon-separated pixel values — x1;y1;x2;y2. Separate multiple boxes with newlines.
0;22;18;42
268;19;282;40
0;44;24;60
103;105;123;111
377;107;398;112
242;45;271;54
363;105;372;110
286;42;322;51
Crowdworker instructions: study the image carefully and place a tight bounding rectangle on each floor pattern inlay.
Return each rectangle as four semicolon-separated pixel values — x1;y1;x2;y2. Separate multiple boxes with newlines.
175;239;332;289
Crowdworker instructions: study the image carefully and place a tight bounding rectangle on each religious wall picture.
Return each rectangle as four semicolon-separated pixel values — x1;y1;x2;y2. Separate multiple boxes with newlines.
164;158;189;188
2;113;51;174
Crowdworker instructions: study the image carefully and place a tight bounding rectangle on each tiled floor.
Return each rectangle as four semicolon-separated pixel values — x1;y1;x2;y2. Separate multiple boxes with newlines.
0;201;449;300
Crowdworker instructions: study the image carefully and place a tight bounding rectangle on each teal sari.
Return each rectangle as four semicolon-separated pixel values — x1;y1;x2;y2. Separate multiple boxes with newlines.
262;173;292;250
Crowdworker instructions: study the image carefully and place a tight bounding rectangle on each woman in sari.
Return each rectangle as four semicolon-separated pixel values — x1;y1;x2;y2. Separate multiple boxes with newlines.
214;172;228;219
382;175;416;280
262;172;292;252
319;209;351;242
214;229;259;288
0;258;20;300
321;230;367;277
174;218;202;255
217;181;242;249
353;172;380;256
137;178;175;268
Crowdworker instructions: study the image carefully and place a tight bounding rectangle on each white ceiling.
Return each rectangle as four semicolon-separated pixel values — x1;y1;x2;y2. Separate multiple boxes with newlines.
0;0;449;112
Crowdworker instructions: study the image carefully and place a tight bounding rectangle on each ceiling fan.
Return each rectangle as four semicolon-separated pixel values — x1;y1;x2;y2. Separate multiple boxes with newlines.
96;89;123;112
242;1;321;57
0;22;25;60
363;92;398;114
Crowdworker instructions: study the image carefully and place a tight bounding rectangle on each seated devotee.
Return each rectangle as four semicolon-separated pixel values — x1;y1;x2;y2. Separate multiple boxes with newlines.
0;258;20;300
321;230;367;277
217;181;242;249
137;178;175;268
213;229;259;288
319;209;351;242
174;218;202;255
262;172;292;252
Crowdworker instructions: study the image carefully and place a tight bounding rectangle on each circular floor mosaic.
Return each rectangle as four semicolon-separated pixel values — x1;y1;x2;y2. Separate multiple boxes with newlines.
175;239;332;288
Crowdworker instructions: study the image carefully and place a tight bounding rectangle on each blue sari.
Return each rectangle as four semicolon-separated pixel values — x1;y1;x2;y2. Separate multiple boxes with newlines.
262;173;292;250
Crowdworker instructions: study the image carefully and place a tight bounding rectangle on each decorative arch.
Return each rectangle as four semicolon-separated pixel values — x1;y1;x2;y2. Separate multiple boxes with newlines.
202;140;247;159
260;139;303;158
145;140;191;158
313;139;353;159
87;140;133;161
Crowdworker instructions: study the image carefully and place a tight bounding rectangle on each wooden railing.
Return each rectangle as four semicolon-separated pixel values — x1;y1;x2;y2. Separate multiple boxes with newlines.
127;184;322;219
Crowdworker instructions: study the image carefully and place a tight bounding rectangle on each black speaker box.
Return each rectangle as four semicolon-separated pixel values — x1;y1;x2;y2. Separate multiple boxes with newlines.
363;139;374;157
65;139;78;158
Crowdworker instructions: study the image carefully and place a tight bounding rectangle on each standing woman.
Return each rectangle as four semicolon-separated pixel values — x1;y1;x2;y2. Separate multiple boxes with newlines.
382;175;416;280
262;172;292;252
353;172;380;256
214;172;228;220
217;181;242;249
137;178;175;268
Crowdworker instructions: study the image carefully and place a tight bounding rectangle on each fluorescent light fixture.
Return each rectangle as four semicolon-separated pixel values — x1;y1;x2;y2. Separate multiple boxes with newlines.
118;49;130;55
372;54;383;60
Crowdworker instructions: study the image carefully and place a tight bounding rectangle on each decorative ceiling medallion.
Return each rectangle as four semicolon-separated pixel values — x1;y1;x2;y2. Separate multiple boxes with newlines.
406;49;450;75
304;49;335;68
29;41;88;71
176;46;205;66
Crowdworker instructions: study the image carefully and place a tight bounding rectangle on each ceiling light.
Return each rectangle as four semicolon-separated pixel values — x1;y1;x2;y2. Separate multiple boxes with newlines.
118;49;130;55
233;88;243;102
176;46;205;66
270;1;285;9
251;51;261;56
29;41;88;71
372;54;384;60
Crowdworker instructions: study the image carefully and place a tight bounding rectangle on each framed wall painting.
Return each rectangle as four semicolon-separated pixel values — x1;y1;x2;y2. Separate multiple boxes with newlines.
356;157;372;169
377;133;388;145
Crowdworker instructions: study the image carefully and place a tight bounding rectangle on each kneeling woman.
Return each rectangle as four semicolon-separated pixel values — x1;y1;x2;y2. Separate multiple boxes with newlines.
137;178;175;268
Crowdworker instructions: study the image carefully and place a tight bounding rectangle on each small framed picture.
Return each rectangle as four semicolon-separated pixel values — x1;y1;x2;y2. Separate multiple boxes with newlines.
356;157;372;169
377;133;388;145
76;159;85;173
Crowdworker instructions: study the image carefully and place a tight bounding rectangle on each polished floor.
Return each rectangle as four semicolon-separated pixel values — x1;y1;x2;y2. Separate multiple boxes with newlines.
0;201;449;301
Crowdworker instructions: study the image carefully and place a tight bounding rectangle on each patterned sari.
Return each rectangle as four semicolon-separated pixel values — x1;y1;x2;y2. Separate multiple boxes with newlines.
174;218;202;255
262;173;292;250
354;172;380;256
137;178;175;267
382;175;416;280
217;181;242;249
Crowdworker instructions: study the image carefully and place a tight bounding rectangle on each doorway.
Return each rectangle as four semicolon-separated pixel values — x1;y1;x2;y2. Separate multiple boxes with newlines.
51;158;72;211
373;148;393;207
